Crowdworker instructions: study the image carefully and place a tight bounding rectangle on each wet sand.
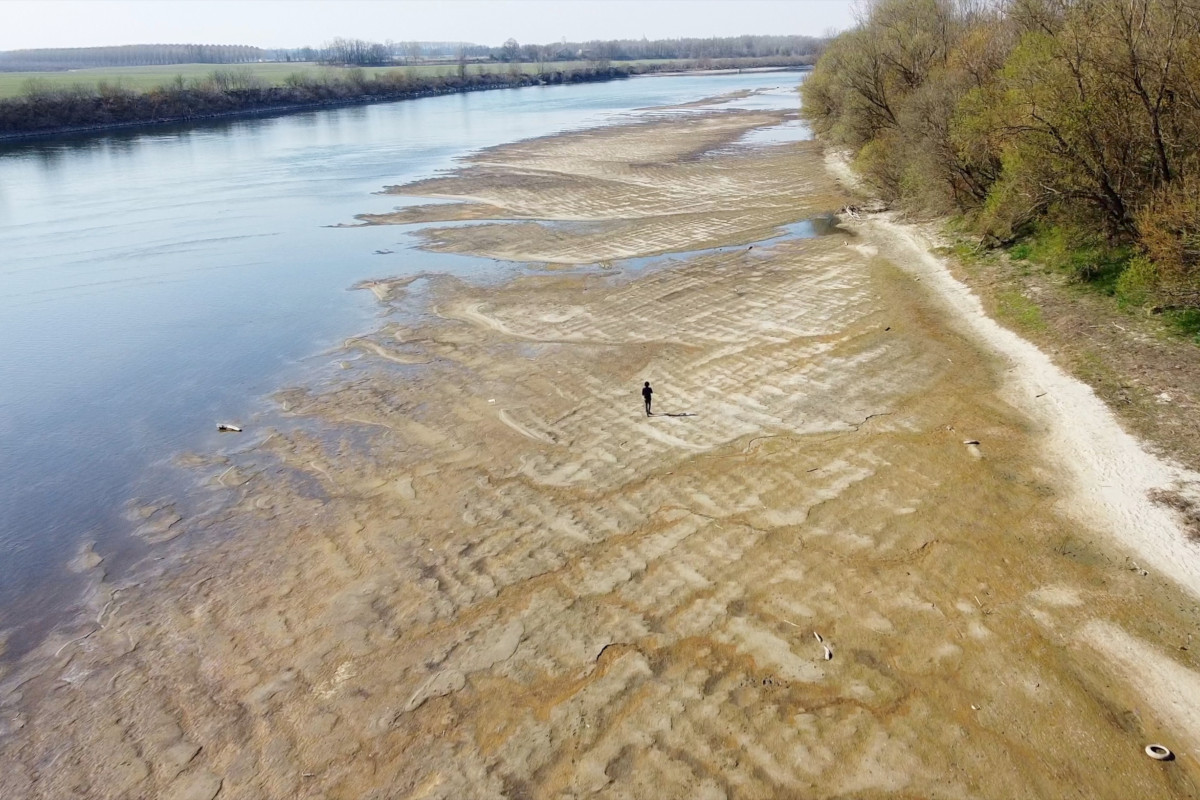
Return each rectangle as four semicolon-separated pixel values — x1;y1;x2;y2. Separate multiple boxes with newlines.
3;108;1200;799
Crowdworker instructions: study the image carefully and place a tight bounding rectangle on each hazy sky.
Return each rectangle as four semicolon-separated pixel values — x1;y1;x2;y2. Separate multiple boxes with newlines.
0;1;857;51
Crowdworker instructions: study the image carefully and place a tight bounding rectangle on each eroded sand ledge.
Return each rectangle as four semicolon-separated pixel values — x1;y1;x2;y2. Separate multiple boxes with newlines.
2;107;1200;799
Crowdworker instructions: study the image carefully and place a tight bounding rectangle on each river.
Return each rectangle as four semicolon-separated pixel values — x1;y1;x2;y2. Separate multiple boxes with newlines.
0;72;806;660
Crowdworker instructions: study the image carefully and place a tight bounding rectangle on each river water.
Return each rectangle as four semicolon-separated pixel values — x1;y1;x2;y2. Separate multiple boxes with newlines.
0;72;805;659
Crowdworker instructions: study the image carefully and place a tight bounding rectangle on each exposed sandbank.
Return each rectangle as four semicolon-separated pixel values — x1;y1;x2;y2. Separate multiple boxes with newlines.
0;106;1198;800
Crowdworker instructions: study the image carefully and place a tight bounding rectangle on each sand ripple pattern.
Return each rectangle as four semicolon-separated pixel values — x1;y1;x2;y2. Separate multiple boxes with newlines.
362;111;845;264
2;109;1199;800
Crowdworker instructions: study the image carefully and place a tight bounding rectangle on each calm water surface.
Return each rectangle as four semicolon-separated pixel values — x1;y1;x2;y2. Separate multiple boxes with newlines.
0;72;805;658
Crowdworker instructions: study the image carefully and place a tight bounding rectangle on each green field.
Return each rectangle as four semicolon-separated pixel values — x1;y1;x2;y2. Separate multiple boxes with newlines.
0;59;684;99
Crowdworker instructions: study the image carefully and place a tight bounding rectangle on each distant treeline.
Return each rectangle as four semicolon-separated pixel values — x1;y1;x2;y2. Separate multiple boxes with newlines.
0;44;263;71
272;35;826;66
0;34;826;72
310;35;825;67
803;0;1200;313
0;65;638;137
499;34;826;63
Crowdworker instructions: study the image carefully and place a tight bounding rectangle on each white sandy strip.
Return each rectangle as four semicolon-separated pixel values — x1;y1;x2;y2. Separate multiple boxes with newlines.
826;152;1200;598
867;216;1200;596
1081;621;1200;753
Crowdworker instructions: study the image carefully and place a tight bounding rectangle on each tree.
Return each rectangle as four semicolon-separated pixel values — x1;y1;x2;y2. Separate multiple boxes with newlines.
803;0;1200;306
456;44;468;78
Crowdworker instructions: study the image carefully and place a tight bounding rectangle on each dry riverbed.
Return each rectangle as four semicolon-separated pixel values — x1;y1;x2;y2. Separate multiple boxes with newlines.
2;106;1200;799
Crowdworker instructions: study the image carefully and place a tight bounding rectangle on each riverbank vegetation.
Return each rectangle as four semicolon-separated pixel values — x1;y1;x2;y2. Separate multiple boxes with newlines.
0;60;638;99
802;0;1200;322
0;55;811;100
0;63;641;136
0;32;820;137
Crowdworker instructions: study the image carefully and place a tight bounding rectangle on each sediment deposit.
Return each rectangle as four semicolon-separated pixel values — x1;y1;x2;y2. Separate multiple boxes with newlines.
2;105;1199;800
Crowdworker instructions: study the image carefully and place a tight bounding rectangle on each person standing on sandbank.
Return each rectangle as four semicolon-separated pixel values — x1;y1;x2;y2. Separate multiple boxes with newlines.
642;381;653;416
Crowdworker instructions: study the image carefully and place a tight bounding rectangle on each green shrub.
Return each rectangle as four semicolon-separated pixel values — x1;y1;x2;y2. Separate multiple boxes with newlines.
854;136;902;199
1165;309;1200;344
1115;256;1158;309
1136;174;1200;311
1018;224;1133;291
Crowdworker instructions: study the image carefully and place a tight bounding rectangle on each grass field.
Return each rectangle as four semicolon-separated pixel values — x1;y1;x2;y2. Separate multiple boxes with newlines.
0;60;685;99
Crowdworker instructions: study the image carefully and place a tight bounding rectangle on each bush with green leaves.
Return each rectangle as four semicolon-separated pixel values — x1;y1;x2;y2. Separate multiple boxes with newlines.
803;0;1200;315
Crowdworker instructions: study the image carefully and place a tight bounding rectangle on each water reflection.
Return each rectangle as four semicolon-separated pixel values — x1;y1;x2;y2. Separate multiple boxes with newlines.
0;71;808;660
0;113;285;161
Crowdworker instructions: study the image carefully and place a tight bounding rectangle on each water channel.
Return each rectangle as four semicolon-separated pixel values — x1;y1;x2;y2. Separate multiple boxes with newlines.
0;71;807;659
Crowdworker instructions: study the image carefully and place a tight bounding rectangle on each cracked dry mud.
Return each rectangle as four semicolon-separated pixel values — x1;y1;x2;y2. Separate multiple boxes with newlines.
3;108;1200;799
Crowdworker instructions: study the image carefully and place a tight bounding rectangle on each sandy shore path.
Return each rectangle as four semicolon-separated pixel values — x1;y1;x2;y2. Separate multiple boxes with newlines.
3;108;1200;799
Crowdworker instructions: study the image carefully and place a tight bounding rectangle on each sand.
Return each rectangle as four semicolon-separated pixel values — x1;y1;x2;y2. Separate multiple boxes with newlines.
1;106;1200;800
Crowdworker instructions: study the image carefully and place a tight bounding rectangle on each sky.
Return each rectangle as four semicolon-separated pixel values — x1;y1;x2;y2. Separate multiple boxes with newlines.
0;0;858;51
